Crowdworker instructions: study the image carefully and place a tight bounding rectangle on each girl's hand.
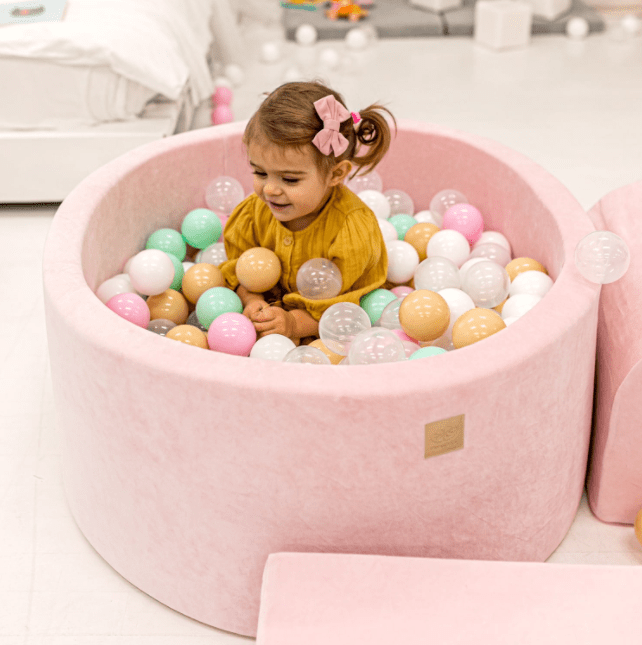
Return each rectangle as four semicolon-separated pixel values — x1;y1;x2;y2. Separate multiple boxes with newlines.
252;305;296;339
243;299;269;321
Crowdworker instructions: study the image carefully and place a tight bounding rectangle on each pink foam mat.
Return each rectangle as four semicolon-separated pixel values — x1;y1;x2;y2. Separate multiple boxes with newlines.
257;552;642;644
43;120;600;636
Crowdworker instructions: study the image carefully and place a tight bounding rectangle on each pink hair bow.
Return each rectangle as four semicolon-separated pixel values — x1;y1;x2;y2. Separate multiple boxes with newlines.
312;95;351;156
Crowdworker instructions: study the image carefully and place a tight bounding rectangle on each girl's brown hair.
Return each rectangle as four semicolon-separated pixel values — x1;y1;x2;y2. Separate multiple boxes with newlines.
242;79;397;181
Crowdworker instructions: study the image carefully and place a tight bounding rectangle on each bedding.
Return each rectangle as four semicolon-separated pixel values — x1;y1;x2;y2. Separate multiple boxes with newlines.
0;0;215;111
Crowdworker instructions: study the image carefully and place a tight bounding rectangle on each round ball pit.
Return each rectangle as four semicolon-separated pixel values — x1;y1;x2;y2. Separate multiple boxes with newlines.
43;120;600;637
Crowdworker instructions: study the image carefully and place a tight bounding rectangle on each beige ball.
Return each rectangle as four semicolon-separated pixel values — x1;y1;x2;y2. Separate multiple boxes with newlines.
236;247;282;293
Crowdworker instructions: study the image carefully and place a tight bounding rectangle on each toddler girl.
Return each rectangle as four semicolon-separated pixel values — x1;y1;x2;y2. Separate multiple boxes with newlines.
219;80;397;344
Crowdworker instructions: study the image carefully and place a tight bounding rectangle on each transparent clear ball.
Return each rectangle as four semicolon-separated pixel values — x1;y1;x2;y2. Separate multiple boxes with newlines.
199;242;227;266
574;231;630;284
348;328;406;365
319;302;372;356
430;188;468;218
358;189;390;219
378;296;404;330
296;258;343;300
414;256;461;291
283;346;331;365
384;188;415;216
205;176;245;216
462;260;511;308
346;170;383;193
414;210;442;228
426;229;471;268
469;242;512;267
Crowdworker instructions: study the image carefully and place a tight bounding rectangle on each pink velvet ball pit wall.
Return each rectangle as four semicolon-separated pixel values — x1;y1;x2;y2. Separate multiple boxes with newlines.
43;120;600;638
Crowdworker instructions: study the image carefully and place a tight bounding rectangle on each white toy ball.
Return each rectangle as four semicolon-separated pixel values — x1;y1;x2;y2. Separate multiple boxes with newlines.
319;47;341;70
469;242;512;268
566;17;589;39
250;334;297;361
260;41;282;64
414;256;461;291
503;316;520;327
437;288;475;335
345;27;368;51
574;230;630;284
283;346;331;365
459;257;488;284
319;302;372;356
473;230;512;256
384;188;415;216
462;260;510;309
346;170;383;193
348;328;406;365
621;14;641;37
126;249;175;296
358;189;391;219
386;240;420;284
501;293;542;320
509;270;554;299
96;273;136;304
414;210;442;228
296;23;318;46
199;242;227;266
430;188;468;218
223;64;245;86
378;218;399;242
426;229;470;268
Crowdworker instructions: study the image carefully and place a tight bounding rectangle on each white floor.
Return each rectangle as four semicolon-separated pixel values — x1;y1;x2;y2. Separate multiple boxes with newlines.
3;13;642;644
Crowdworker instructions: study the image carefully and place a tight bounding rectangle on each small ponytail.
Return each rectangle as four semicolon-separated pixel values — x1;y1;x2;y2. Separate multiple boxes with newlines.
348;103;397;180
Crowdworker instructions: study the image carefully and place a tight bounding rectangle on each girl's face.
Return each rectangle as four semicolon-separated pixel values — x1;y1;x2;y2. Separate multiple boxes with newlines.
248;140;350;231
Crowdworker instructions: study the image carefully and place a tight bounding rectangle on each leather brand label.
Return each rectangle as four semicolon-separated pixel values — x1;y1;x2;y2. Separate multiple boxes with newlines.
425;414;465;459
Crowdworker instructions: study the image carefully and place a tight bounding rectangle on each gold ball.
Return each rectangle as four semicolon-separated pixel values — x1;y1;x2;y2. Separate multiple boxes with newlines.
404;223;440;262
634;508;642;548
398;289;450;343
505;257;548;282
166;324;209;349
146;289;189;325
236;247;282;293
309;339;344;365
182;263;226;304
452;308;506;349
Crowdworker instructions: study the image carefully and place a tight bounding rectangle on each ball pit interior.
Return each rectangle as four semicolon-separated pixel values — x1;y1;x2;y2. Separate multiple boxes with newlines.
43;120;601;637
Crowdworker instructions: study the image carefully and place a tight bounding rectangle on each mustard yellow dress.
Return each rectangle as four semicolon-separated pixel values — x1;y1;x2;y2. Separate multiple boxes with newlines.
219;184;388;321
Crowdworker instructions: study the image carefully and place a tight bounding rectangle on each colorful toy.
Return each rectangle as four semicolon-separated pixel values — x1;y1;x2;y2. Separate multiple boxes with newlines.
469;242;512;268
96;273;136;304
398;289;450;343
127;249;176;296
461;260;511;309
404;222;440;261
377;218;398;242
430;188;468;222
414;256;461;292
385;188;415;217
505;257;548;281
146;227;187;261
207;312;257;356
474;230;511;255
452;307;506;349
145;289;189;325
235;247;282;293
198;242;227;266
283;345;331;364
389;214;417;240
181;208;223;250
357;189;391;219
211;83;234;125
308;339;344;365
250;334;297;361
147;318;177;336
166;324;209;349
386;240;420;284
195;286;243;330
296;258;343;300
635;508;642;547
182;263;226;304
427;229;470;268
509;270;554;299
501;293;542;320
205;175;245;216
348;328;406;365
442;203;484;245
359;288;397;325
409;345;448;360
346;169;383;194
390;285;414;298
378;297;404;330
319;301;371;356
326;0;369;22
106;292;150;329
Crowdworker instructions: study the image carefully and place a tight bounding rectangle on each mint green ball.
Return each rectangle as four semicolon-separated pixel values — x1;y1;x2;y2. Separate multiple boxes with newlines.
146;228;187;261
359;288;397;325
196;287;242;330
389;214;418;240
166;253;184;291
181;208;223;250
409;346;448;360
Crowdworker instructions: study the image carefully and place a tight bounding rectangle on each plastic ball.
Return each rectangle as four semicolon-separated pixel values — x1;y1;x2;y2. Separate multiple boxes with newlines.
387;214;416;241
377;218;399;242
283;346;331;365
404;223;440;261
260;41;282;63
391;285;414;298
429;333;455;352
145;289;189;325
622;14;641;37
146;228;187;261
296;258;342;300
319;47;341;70
212;105;233;125
182;261;195;273
236;247;282;293
384;189;414;217
127;249;176;296
213;76;232;90
147;318;176;336
474;230;512;256
186;310;207;331
212;85;233;106
634;508;642;547
462;260;511;308
452;308;506;349
308;339;344;365
430;188;468;218
437;287;475;336
501;293;542;320
459;257;489;284
357;190;391;219
360;288;397;325
96;273;137;304
505;257;548;282
409;346;448;360
199;242;227;266
442;203;484;245
574;231;630;284
195;286;243;330
205;176;245;215
319;301;372;355
566;16;589;39
426;229;470;268
106;293;150;328
165;324;208;348
378;296;404;330
295;23;318;45
345;27;368;51
399;289;450;343
469;242;512;268
414;210;442;228
249;334;296;361
164;254;184;291
347;328;405;365
223;64;245;86
414;256;461;292
386;240;419;284
181;208;223;250
207;312;256;356
346;169;383;193
509;270;554;298
182;263;226;304
503;316;520;327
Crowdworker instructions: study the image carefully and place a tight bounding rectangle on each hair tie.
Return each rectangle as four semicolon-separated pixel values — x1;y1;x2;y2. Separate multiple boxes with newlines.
351;111;361;125
311;95;351;156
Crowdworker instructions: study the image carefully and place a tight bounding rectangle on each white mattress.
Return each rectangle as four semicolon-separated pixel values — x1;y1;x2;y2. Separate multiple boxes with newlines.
0;56;158;129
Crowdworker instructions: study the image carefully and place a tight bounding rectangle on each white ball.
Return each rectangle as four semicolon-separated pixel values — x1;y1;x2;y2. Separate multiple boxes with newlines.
509;270;554;298
437;288;475;335
345;27;368;51
126;249;175;296
501;293;542;320
386;240;420;284
414;210;442;228
459;257;488;284
622;15;641;36
378;217;399;242
469;242;512;268
503;316;520;327
295;23;318;46
426;229;470;268
250;334;297;361
473;230;511;256
358;189;391;219
462;260;511;309
213;76;232;89
182;261;195;273
223;64;245;86
319;47;340;70
96;273;136;304
260;41;282;64
566;17;589;39
283;346;331;364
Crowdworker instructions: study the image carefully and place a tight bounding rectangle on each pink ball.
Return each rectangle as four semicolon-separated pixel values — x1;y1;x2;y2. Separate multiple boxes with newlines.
212;105;233;126
442;203;484;245
390;285;414;297
389;327;415;343
212;86;233;106
106;292;150;328
207;312;257;356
